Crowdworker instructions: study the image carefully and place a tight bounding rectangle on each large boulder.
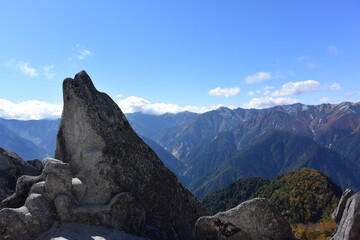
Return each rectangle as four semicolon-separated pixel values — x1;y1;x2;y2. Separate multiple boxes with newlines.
53;71;207;239
194;198;296;240
0;147;43;202
331;190;360;240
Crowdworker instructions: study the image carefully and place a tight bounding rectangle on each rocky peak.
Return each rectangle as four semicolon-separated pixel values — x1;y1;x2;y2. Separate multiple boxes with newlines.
0;70;207;240
57;70;209;238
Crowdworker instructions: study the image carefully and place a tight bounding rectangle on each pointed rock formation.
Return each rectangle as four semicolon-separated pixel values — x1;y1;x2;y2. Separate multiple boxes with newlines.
194;198;296;240
0;71;206;240
54;71;207;239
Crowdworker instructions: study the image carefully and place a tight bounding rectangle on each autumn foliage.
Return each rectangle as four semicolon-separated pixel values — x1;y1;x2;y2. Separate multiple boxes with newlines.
292;221;336;240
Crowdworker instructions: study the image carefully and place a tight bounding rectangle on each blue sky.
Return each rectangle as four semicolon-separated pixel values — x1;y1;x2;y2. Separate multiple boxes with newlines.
1;0;360;119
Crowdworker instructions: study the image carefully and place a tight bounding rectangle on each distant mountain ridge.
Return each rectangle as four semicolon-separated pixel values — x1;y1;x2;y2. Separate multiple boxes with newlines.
1;101;360;199
0;123;47;160
155;102;360;162
141;102;360;197
140;136;186;180
0;118;60;159
126;111;198;139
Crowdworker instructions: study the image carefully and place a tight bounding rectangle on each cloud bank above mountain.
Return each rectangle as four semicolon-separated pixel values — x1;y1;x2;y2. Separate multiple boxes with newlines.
243;97;299;109
116;96;224;115
0;97;227;120
0;77;349;120
0;99;62;120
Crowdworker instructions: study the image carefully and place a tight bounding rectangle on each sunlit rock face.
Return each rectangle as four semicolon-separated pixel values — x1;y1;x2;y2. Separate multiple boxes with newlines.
54;71;208;239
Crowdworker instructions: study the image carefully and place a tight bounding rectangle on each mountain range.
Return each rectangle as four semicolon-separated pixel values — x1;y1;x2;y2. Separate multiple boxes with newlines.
188;130;358;199
1;101;359;199
129;102;360;198
0;118;59;160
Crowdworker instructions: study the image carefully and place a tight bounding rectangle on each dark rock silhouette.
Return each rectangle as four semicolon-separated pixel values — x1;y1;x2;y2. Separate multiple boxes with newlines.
0;147;43;202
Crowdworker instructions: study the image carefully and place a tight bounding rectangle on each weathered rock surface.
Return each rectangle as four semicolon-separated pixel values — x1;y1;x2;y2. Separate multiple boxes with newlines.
0;147;43;202
0;158;67;239
331;190;360;240
0;71;207;240
54;71;207;239
194;198;296;240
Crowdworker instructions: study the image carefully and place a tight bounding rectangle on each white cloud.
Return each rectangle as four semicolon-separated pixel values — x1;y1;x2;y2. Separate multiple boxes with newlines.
329;83;341;91
117;96;222;115
246;72;272;84
76;44;92;60
18;62;38;77
328;45;340;55
7;59;55;79
114;94;123;99
0;99;62;120
319;97;331;103
272;80;320;97
43;65;53;71
208;87;240;97
243;97;299;109
42;65;54;79
248;86;274;96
